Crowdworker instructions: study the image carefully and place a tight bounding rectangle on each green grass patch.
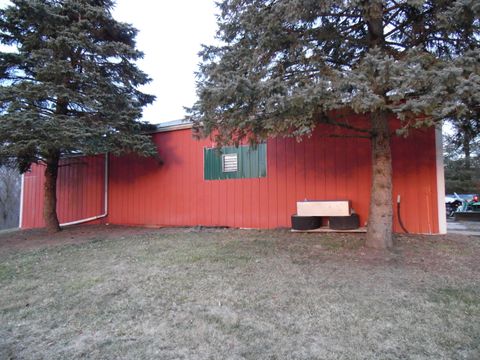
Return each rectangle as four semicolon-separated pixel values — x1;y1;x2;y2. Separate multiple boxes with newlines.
430;287;480;307
0;263;15;282
0;228;479;359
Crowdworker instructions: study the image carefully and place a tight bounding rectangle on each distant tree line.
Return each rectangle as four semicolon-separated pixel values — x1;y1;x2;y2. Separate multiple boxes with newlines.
0;165;20;230
444;118;479;194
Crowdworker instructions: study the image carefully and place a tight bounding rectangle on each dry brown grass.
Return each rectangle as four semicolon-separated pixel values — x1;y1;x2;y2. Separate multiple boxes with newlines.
0;225;479;359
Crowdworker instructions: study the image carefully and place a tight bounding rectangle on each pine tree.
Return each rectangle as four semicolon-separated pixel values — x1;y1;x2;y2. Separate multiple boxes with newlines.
0;0;157;232
188;0;480;248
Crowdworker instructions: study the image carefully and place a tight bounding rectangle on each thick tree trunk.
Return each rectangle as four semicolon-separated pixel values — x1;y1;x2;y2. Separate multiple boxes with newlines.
362;1;393;248
463;134;471;170
43;151;61;232
366;111;393;249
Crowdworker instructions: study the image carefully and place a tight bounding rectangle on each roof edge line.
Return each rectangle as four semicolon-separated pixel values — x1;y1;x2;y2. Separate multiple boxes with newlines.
151;123;193;133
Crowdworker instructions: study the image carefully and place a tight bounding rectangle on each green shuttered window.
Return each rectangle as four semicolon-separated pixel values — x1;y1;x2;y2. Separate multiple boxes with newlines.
204;144;267;180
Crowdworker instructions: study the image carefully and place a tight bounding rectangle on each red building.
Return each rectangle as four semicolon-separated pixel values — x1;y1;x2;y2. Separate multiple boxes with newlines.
20;115;447;234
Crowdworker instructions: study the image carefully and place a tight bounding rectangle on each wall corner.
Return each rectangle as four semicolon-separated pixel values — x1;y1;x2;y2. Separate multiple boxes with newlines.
435;125;447;234
18;173;25;229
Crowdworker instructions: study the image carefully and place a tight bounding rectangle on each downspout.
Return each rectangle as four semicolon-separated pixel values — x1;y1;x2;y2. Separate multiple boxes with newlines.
18;173;25;228
60;153;109;227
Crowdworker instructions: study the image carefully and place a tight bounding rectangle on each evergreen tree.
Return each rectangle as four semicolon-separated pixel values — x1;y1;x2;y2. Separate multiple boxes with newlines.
188;0;480;248
0;0;157;232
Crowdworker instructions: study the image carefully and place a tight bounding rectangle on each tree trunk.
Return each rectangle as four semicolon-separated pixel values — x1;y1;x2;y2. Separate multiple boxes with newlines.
463;134;471;170
43;150;61;232
362;1;393;248
366;111;393;249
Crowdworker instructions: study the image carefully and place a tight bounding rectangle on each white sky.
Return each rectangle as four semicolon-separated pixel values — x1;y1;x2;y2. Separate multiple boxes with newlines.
113;0;218;123
0;0;219;124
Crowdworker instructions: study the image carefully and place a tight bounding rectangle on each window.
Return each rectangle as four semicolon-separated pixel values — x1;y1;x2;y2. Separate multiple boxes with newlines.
204;144;267;180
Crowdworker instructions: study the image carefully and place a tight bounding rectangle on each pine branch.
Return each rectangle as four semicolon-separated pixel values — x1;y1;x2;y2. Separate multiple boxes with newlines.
318;112;373;135
318;133;371;139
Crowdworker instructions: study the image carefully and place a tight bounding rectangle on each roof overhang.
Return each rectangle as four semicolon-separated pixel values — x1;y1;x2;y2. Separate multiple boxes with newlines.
149;119;193;133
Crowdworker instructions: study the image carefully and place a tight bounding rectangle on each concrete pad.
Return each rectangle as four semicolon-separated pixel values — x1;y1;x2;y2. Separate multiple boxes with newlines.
447;219;480;236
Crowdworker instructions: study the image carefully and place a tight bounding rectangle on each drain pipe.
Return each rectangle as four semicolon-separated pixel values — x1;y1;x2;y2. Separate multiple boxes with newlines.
18;173;25;229
60;153;109;227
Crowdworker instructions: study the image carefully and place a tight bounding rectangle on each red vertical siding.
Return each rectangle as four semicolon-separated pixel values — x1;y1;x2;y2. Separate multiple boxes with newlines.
106;124;439;233
21;155;106;229
22;115;440;234
391;127;439;233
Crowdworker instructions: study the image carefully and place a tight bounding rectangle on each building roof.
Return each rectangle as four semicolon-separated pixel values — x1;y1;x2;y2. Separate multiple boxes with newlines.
152;119;193;133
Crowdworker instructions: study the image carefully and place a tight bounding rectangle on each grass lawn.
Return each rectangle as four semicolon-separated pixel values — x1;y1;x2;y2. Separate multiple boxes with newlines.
0;225;479;359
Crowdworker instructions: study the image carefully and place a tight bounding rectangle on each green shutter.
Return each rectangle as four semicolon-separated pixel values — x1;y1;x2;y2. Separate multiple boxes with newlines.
204;144;267;180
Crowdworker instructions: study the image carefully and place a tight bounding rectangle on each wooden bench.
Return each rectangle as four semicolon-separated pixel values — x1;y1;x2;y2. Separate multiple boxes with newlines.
292;200;363;232
296;200;350;217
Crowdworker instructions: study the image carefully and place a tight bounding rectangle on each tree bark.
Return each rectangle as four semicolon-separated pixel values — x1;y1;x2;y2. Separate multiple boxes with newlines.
463;133;471;170
366;111;393;249
43;150;61;232
362;1;393;249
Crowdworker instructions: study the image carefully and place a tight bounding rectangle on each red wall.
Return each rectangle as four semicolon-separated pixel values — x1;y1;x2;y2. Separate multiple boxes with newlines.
21;155;106;229
21;119;440;234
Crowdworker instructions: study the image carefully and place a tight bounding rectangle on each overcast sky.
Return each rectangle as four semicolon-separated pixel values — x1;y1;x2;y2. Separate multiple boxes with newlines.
113;0;218;123
0;0;219;124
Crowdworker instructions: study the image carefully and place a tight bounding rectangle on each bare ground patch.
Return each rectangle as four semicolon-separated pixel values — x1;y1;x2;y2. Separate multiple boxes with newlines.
0;225;479;359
